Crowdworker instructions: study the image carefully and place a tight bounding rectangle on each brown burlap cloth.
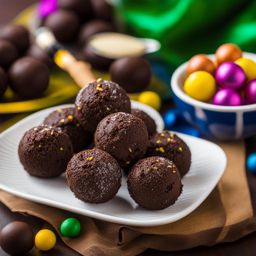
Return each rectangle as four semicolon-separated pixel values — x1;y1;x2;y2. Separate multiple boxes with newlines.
0;141;256;255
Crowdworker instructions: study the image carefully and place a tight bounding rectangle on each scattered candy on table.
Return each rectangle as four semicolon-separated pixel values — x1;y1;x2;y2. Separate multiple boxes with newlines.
247;152;256;173
138;91;161;110
35;229;56;251
163;109;177;129
60;217;81;238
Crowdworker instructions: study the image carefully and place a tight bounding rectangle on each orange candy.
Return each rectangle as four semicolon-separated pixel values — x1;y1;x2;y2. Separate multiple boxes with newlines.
215;43;242;65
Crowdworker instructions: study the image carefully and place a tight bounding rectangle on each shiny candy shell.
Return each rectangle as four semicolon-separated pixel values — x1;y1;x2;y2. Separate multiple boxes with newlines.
138;91;161;110
215;43;242;64
184;71;216;102
212;88;242;106
35;229;56;251
247;153;256;173
245;79;256;104
60;217;81;238
163;110;177;129
235;58;256;81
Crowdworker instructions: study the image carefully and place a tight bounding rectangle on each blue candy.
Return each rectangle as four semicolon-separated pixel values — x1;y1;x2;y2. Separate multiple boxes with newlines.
163;110;177;129
246;153;256;173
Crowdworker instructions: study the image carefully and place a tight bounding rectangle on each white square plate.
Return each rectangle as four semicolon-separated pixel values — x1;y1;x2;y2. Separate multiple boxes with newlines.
0;101;226;227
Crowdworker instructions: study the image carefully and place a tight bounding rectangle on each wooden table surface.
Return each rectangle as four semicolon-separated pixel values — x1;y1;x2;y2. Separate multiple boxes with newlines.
0;1;256;255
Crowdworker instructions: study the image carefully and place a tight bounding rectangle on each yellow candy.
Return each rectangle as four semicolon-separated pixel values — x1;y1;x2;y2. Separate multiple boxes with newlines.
35;229;56;251
184;71;216;102
138;91;161;110
235;58;256;80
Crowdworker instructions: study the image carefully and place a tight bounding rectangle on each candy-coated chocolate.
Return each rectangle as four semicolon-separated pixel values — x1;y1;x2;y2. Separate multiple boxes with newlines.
163;110;177;129
186;54;215;75
245;79;256;104
35;229;56;251
184;71;216;102
235;58;256;81
212;88;242;106
0;221;34;255
247;153;256;173
215;62;246;90
138;91;161;110
215;43;242;64
60;218;81;238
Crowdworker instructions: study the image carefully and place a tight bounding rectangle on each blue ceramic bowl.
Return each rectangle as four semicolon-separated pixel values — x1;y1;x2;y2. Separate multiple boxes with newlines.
171;53;256;141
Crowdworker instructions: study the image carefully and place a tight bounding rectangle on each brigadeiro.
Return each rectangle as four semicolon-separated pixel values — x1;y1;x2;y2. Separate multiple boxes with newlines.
44;10;80;43
75;79;131;132
18;125;73;178
91;0;113;22
0;24;30;53
131;108;156;137
94;112;148;168
147;131;191;177
0;67;8;98
9;56;50;99
127;157;182;210
110;57;151;93
44;107;92;153
66;148;122;203
0;221;34;255
0;39;18;69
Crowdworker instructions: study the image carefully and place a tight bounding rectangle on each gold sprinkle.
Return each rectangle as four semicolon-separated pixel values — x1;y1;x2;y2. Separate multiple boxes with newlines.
77;106;81;111
60;119;65;124
156;140;161;144
76;123;80;127
156;147;165;153
50;131;54;135
60;147;64;151
126;161;130;165
97;78;103;82
172;170;177;174
170;133;174;138
86;156;93;161
160;133;165;137
128;147;133;153
38;144;42;148
178;147;183;152
67;115;73;121
106;107;111;111
34;128;38;131
167;165;173;169
153;167;157;170
57;108;63;113
96;84;103;91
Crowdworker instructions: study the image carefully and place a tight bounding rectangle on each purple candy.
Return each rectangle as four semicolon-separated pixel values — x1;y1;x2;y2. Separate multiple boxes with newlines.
38;0;58;18
215;62;246;90
245;79;256;104
212;88;242;106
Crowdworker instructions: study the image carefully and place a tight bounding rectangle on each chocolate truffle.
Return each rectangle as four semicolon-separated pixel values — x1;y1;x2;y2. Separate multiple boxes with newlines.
44;107;91;153
0;24;30;53
18;125;73;178
127;156;182;210
79;20;115;46
0;221;34;255
66;148;122;203
75;79;131;132
131;108;156;137
9;57;50;99
147;131;191;177
91;0;113;22
110;57;151;93
0;67;7;98
94;112;148;167
44;10;80;43
0;39;18;69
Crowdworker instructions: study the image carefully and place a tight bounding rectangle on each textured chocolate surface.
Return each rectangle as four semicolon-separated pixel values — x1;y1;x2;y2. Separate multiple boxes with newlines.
94;112;148;168
44;107;92;153
66;148;122;203
9;56;49;99
131;108;156;137
75;79;131;132
0;67;7;98
128;156;182;210
147;131;191;177
18;125;73;178
0;39;18;69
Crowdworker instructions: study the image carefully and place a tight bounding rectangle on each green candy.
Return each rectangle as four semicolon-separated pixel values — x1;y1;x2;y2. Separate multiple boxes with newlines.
60;218;81;238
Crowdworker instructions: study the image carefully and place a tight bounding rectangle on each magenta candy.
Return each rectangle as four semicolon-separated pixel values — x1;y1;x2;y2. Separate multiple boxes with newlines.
245;79;256;104
38;0;58;18
212;88;242;106
215;62;246;90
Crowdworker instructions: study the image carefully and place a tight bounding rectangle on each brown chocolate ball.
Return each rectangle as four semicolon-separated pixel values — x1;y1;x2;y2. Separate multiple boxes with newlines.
128;157;182;210
75;79;131;132
0;221;34;255
9;57;49;99
44;107;92;153
18;125;73;178
91;0;113;21
110;57;151;93
0;67;7;98
95;112;148;168
0;39;18;69
147;131;191;177
186;54;215;75
131;108;156;137
66;148;122;203
44;10;80;43
215;43;242;65
0;24;30;53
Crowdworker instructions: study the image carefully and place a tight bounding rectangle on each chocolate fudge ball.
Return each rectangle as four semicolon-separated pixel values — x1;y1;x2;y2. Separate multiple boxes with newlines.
131;109;156;137
18;125;73;178
0;67;8;98
0;39;18;69
9;57;50;99
0;24;30;53
91;0;113;22
128;156;182;210
95;112;148;167
147;131;191;177
44;107;91;153
75;79;131;132
44;10;80;43
66;148;122;203
110;57;151;93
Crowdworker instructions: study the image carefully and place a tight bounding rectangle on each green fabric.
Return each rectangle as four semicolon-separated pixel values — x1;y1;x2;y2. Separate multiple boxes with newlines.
115;0;256;66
